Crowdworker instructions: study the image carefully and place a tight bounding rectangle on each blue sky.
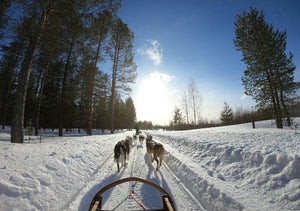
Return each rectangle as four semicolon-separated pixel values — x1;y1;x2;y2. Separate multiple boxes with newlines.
118;0;300;125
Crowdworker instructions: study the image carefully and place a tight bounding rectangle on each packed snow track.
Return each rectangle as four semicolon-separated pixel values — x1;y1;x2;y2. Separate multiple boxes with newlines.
64;137;207;210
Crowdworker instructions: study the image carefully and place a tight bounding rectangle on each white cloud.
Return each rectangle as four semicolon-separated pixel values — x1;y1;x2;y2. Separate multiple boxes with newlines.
137;40;163;65
150;71;173;82
240;94;248;100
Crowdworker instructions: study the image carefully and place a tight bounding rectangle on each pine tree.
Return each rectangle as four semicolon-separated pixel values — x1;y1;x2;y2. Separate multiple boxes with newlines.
58;14;81;136
220;102;234;125
10;1;50;143
108;18;137;133
234;8;299;128
125;97;136;130
0;41;21;129
0;0;11;39
94;71;110;132
173;107;184;127
86;10;113;135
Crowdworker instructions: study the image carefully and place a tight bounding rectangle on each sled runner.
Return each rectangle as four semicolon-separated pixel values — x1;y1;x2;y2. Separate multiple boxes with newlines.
89;177;175;211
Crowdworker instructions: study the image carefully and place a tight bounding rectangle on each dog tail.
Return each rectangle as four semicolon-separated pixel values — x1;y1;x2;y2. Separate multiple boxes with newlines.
114;143;121;161
158;146;165;160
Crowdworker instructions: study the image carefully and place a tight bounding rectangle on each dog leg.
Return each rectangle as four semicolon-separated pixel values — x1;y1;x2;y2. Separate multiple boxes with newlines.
148;153;152;164
116;159;120;172
122;154;126;166
158;159;162;170
154;157;159;170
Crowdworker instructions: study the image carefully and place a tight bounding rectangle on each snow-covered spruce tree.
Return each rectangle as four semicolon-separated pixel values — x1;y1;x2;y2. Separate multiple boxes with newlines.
220;102;234;125
233;7;299;128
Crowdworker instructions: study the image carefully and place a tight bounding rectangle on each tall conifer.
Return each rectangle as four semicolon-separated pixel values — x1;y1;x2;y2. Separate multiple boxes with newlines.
234;8;299;128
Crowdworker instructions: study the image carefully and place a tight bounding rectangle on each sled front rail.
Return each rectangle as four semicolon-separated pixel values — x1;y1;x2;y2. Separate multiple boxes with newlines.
89;177;175;211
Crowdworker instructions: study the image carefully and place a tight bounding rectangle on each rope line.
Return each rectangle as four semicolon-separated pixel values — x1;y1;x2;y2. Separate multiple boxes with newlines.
135;193;155;210
130;192;147;211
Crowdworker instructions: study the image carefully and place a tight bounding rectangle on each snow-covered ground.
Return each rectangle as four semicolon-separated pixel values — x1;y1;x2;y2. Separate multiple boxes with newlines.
0;118;299;210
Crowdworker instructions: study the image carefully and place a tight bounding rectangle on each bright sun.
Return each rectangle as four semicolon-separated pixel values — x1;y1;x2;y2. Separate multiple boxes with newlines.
135;78;170;125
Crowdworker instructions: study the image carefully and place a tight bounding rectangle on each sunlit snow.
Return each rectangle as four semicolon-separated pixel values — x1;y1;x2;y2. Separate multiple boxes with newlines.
0;119;299;210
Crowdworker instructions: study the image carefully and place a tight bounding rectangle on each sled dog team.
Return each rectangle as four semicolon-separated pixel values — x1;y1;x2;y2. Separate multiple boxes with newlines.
114;134;165;172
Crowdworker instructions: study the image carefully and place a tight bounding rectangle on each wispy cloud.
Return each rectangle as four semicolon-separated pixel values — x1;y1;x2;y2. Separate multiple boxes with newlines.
137;40;163;65
150;71;173;82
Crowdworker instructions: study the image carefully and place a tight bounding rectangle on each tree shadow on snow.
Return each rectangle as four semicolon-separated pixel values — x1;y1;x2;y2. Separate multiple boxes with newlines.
78;164;127;211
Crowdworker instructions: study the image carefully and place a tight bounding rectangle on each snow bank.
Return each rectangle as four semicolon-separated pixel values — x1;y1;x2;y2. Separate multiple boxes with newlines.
0;129;132;210
150;118;300;210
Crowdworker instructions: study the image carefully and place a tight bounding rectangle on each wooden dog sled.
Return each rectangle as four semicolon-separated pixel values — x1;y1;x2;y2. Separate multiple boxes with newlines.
89;177;175;211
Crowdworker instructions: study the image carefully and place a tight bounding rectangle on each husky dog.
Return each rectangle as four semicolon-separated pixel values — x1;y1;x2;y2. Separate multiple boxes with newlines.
114;140;127;172
124;136;132;158
146;135;165;171
133;135;137;145
139;134;145;145
152;142;165;171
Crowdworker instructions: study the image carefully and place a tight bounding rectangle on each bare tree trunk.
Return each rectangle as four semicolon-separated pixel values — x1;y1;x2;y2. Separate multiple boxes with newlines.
1;77;12;129
279;85;291;127
87;37;102;135
34;62;48;136
59;37;75;136
188;79;200;126
251;114;255;129
110;38;120;134
274;87;283;128
183;91;189;124
11;12;46;143
266;69;283;128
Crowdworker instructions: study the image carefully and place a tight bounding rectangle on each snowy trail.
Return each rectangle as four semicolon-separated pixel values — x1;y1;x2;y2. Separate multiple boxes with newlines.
66;139;206;210
1;120;299;210
60;151;114;210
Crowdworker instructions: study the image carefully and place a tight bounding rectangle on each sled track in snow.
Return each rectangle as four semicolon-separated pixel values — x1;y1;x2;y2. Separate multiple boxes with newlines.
161;161;205;210
59;151;114;211
122;141;206;210
61;135;220;210
123;144;152;210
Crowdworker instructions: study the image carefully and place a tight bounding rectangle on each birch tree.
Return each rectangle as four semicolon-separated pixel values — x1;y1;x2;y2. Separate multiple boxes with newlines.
188;79;201;125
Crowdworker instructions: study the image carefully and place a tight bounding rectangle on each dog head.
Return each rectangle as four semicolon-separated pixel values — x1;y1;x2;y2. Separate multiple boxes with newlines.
146;135;153;142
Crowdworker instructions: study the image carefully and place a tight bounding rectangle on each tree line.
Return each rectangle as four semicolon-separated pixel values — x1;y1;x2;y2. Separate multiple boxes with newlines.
0;0;137;143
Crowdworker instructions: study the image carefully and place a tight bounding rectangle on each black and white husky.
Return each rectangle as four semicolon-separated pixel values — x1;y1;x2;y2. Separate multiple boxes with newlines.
114;140;127;172
146;135;165;171
139;134;145;145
